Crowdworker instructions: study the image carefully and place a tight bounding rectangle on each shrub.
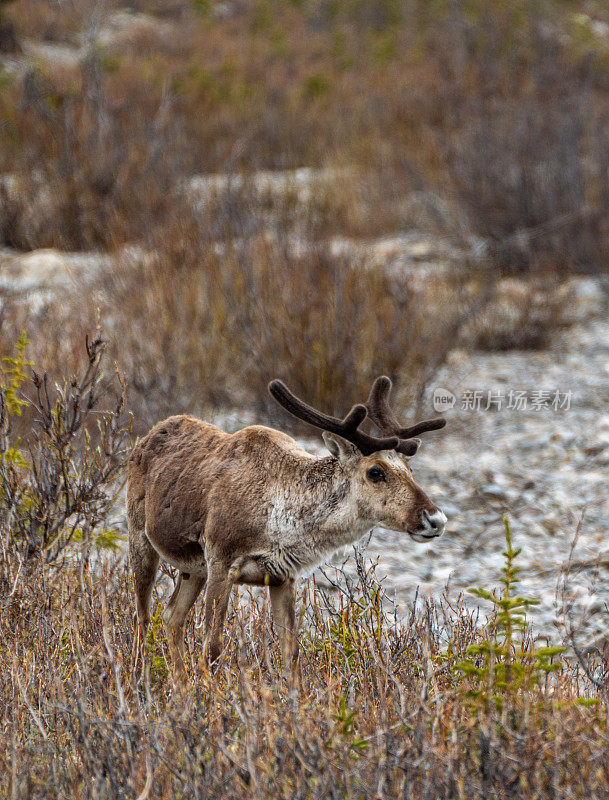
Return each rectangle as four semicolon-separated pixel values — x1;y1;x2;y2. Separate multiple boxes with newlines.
0;328;131;593
2;0;609;274
98;211;480;428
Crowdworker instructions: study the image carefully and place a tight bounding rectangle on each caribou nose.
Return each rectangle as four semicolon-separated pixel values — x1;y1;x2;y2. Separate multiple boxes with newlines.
422;508;447;536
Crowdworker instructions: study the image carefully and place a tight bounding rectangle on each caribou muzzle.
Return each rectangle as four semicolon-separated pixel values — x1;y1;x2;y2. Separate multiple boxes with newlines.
408;508;447;542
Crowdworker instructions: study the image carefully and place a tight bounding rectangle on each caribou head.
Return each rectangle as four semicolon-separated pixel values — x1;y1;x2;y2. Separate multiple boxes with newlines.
268;376;448;541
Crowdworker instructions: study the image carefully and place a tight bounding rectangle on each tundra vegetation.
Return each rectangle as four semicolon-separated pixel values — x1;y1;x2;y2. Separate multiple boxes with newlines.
1;0;609;797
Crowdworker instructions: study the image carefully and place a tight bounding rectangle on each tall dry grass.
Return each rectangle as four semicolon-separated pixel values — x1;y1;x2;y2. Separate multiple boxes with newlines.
0;206;570;434
2;534;608;798
96;210;481;428
1;0;609;271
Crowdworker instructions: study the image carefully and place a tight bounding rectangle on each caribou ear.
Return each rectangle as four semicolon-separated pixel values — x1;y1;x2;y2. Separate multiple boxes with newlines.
322;431;361;462
401;438;421;457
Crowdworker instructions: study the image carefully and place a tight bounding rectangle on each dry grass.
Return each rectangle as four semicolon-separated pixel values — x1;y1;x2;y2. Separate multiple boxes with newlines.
0;216;571;434
0;183;486;431
1;5;608;795
0;1;601;422
1;538;608;798
96;210;481;428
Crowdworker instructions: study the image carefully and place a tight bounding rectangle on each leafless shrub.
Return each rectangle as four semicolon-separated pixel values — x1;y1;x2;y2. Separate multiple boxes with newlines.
2;0;607;276
467;277;577;351
557;515;609;716
0;45;184;250
0;329;131;596
95;210;486;428
438;11;609;275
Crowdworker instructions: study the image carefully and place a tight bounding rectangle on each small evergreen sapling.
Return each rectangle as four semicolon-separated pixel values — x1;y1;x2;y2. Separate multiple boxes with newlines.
455;516;565;711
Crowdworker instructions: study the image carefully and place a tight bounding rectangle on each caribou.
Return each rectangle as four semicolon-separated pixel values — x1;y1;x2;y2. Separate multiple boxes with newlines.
127;376;447;678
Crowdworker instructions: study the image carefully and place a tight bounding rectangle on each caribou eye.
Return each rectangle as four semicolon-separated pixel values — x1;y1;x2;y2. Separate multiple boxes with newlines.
367;466;386;483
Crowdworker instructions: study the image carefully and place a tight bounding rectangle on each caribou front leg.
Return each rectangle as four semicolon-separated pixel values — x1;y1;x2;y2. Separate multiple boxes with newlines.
202;561;234;665
269;578;298;669
163;572;206;682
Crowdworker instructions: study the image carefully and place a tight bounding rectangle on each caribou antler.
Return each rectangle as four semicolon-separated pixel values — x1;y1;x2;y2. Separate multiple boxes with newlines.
268;380;399;456
365;376;446;456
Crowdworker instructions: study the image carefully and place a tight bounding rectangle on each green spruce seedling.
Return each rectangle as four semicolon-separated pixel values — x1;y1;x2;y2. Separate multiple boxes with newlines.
455;516;565;712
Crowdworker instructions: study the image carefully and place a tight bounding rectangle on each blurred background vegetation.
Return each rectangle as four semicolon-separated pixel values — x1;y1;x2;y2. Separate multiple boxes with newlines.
1;0;607;256
1;0;608;430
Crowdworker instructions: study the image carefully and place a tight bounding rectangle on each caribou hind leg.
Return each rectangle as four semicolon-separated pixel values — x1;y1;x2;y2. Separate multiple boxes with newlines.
128;521;159;676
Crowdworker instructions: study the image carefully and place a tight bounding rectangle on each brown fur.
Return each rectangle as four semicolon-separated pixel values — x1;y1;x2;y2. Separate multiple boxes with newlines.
128;414;446;679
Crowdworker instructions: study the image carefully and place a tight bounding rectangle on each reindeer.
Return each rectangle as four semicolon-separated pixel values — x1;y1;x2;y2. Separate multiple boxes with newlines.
127;376;448;678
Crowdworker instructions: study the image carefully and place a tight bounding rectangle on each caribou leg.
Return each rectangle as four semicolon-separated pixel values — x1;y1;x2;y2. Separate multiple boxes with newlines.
164;572;206;681
202;562;234;665
269;578;298;669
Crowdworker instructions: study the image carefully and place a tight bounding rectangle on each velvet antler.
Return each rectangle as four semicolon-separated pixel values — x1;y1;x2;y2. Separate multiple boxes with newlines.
365;376;446;456
269;380;399;456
